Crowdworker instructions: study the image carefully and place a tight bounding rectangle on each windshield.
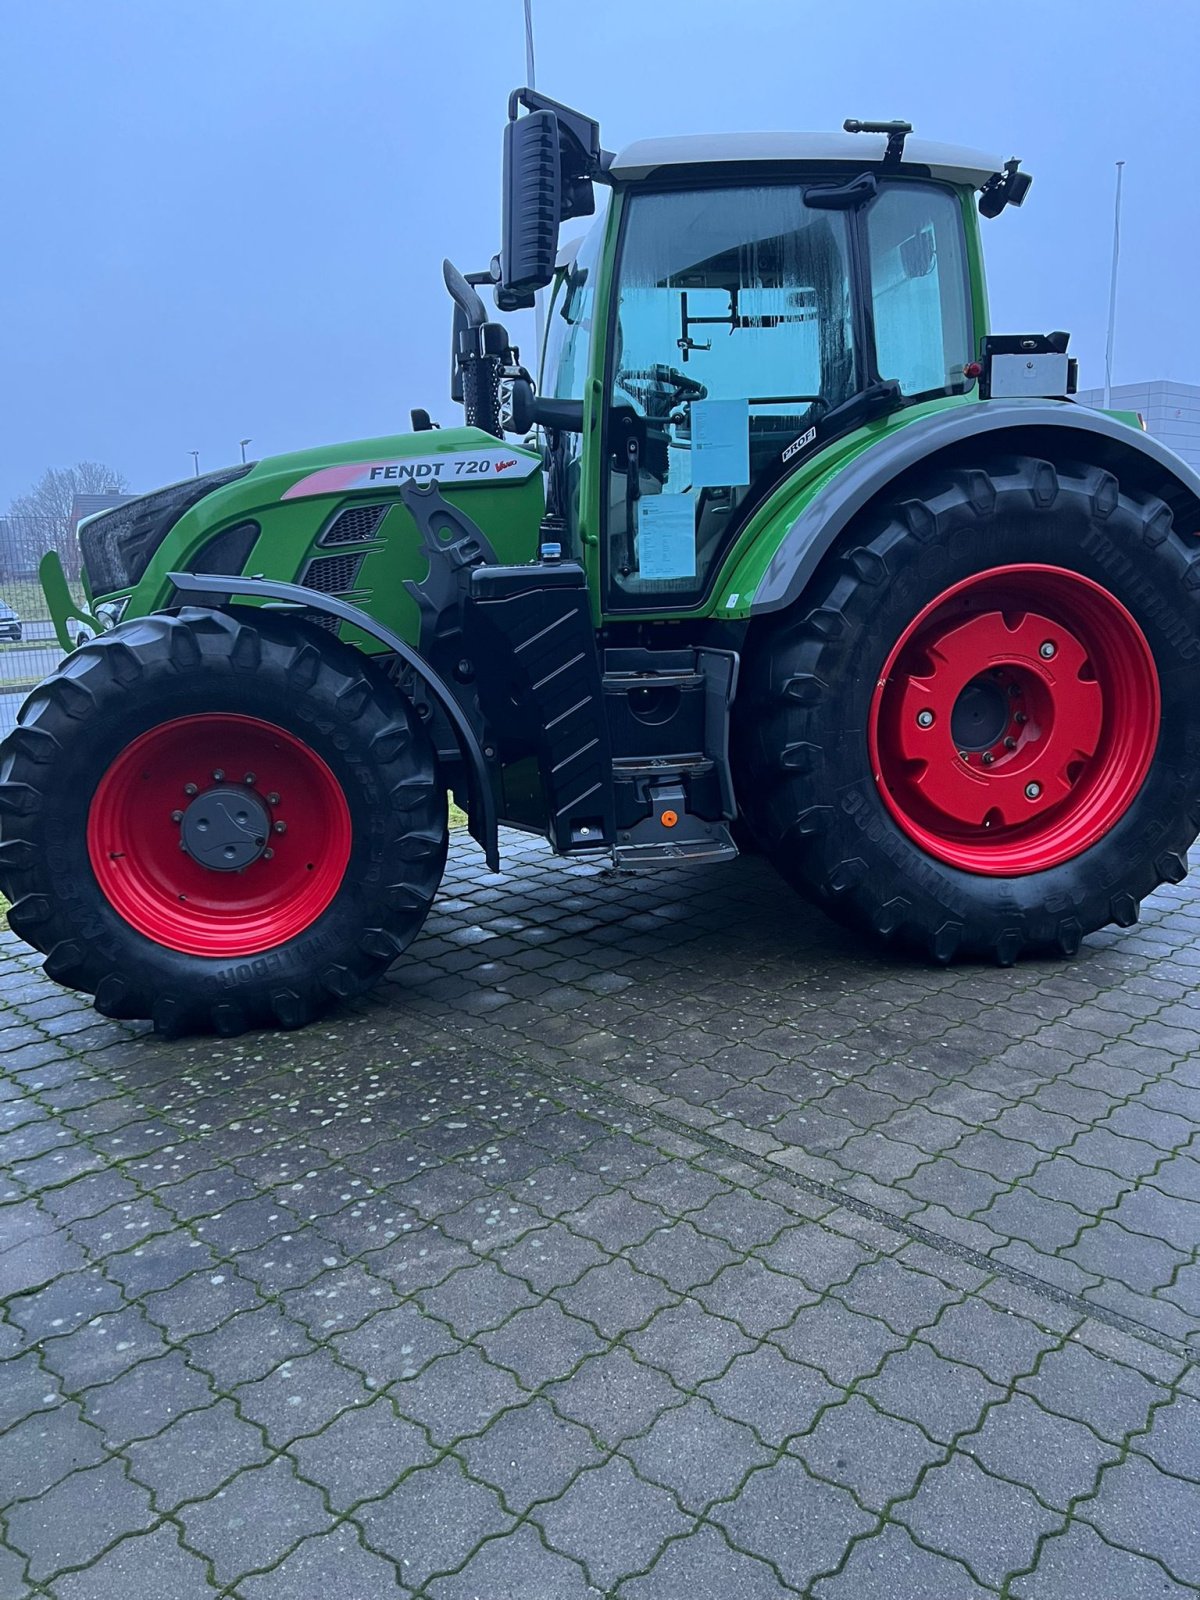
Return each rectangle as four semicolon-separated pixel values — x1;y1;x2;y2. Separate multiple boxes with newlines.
605;183;856;604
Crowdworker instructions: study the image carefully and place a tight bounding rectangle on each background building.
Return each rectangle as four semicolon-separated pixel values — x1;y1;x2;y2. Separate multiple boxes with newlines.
1075;380;1200;473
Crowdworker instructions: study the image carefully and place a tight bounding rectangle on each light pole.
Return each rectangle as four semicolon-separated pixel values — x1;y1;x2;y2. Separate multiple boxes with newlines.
240;438;252;464
1104;160;1125;412
189;450;200;478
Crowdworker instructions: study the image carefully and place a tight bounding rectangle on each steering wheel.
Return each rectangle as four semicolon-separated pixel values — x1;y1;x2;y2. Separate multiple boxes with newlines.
615;364;709;417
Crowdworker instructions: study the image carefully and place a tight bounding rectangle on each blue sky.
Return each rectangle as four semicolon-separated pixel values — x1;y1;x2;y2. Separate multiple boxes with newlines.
3;0;1197;503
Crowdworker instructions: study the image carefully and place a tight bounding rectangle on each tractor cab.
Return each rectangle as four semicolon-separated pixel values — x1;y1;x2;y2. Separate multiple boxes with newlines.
449;92;1034;621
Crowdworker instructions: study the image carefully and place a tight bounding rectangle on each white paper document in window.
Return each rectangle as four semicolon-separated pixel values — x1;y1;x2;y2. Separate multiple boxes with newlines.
690;397;750;488
638;495;696;580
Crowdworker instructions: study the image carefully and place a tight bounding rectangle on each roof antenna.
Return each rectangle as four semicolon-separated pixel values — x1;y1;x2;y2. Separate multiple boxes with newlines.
844;118;913;167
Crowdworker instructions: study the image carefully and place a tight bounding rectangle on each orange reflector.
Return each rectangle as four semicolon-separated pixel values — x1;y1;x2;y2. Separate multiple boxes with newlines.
661;809;679;828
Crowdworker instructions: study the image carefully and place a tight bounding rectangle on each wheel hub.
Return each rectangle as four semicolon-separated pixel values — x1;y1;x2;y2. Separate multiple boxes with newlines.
179;786;271;871
868;565;1161;875
950;676;1011;752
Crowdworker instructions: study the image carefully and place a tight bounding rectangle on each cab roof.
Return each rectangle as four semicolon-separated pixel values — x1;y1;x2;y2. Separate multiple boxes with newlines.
609;131;1004;189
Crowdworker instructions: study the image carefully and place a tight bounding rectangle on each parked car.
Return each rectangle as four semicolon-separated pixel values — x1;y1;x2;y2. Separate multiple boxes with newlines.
0;600;21;642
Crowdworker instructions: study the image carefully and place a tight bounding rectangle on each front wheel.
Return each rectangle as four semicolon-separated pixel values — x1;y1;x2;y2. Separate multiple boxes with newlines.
738;457;1200;963
0;608;448;1033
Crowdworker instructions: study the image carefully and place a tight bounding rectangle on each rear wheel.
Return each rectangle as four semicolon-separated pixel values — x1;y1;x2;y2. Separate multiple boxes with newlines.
0;608;448;1032
739;458;1200;962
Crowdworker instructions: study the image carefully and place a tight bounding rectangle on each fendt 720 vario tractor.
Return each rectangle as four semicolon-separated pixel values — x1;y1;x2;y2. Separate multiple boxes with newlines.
5;92;1200;1035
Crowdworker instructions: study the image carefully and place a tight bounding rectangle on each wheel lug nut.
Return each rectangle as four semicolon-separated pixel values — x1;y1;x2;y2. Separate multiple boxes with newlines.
1004;737;1017;750
243;772;256;786
1039;641;1056;659
184;783;198;797
916;709;934;728
267;792;280;806
263;847;275;861
212;769;225;782
982;752;995;765
1015;712;1028;725
273;820;287;834
1025;781;1042;799
1008;683;1021;697
170;809;184;823
959;751;970;762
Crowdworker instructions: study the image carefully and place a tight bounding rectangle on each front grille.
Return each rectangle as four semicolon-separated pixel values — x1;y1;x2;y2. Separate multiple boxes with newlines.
300;552;365;593
319;504;388;546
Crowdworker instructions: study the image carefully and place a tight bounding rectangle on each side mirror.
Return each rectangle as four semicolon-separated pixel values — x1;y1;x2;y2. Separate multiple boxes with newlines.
501;110;561;298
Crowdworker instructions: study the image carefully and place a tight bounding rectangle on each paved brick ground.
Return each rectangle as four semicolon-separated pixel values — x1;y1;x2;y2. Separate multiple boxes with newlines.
2;831;1200;1596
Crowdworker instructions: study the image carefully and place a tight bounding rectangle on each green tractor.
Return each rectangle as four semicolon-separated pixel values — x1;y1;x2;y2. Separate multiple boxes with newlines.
5;91;1200;1034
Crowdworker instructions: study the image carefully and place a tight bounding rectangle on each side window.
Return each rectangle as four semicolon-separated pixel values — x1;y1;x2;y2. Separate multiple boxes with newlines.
539;197;608;553
867;184;971;397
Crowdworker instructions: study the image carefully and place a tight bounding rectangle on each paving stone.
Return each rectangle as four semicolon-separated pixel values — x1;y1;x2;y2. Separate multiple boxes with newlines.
177;1455;333;1586
570;1190;665;1252
478;1297;605;1387
333;1300;460;1384
545;1346;682;1448
627;1220;738;1293
811;1519;999;1599
0;1400;106;1505
140;1264;261;1339
774;1286;908;1388
289;1394;434;1509
236;1528;410;1599
694;1255;818;1336
81;1350;216;1448
920;1298;1057;1386
700;1342;839;1445
861;1343;1004;1445
187;1303;316;1388
428;1519;601;1598
459;1397;601;1514
624;1395;772;1510
1016;1341;1163;1442
355;1456;513;1590
233;1346;370;1446
555;1256;680;1339
793;1393;944;1510
960;1392;1120;1506
618;1522;794;1599
390;1345;524;1445
125;1398;270;1510
5;1457;156;1583
418;1258;538;1339
49;1523;215;1600
1134;1392;1200;1481
713;1455;875;1589
6;1268;125;1344
492;1222;608;1293
538;1453;691;1588
1081;1452;1200;1586
42;1305;169;1394
897;1452;1063;1588
1010;1517;1198;1599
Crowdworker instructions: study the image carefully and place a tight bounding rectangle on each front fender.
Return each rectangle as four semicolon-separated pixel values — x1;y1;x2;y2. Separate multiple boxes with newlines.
167;572;499;870
735;400;1200;619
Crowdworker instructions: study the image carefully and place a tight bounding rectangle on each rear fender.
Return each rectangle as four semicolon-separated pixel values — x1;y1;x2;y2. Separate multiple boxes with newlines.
747;400;1200;617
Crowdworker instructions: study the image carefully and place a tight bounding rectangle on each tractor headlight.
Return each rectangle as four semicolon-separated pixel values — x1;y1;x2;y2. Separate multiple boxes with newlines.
94;597;131;630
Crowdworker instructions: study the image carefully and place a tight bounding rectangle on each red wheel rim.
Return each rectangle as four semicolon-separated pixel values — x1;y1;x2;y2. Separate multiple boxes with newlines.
868;565;1160;875
87;714;352;956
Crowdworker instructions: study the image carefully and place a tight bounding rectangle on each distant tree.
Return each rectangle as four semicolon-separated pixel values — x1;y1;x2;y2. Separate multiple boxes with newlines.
6;461;130;583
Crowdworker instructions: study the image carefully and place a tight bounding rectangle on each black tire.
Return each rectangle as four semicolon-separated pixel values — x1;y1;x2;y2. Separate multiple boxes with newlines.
0;607;447;1033
737;456;1200;963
